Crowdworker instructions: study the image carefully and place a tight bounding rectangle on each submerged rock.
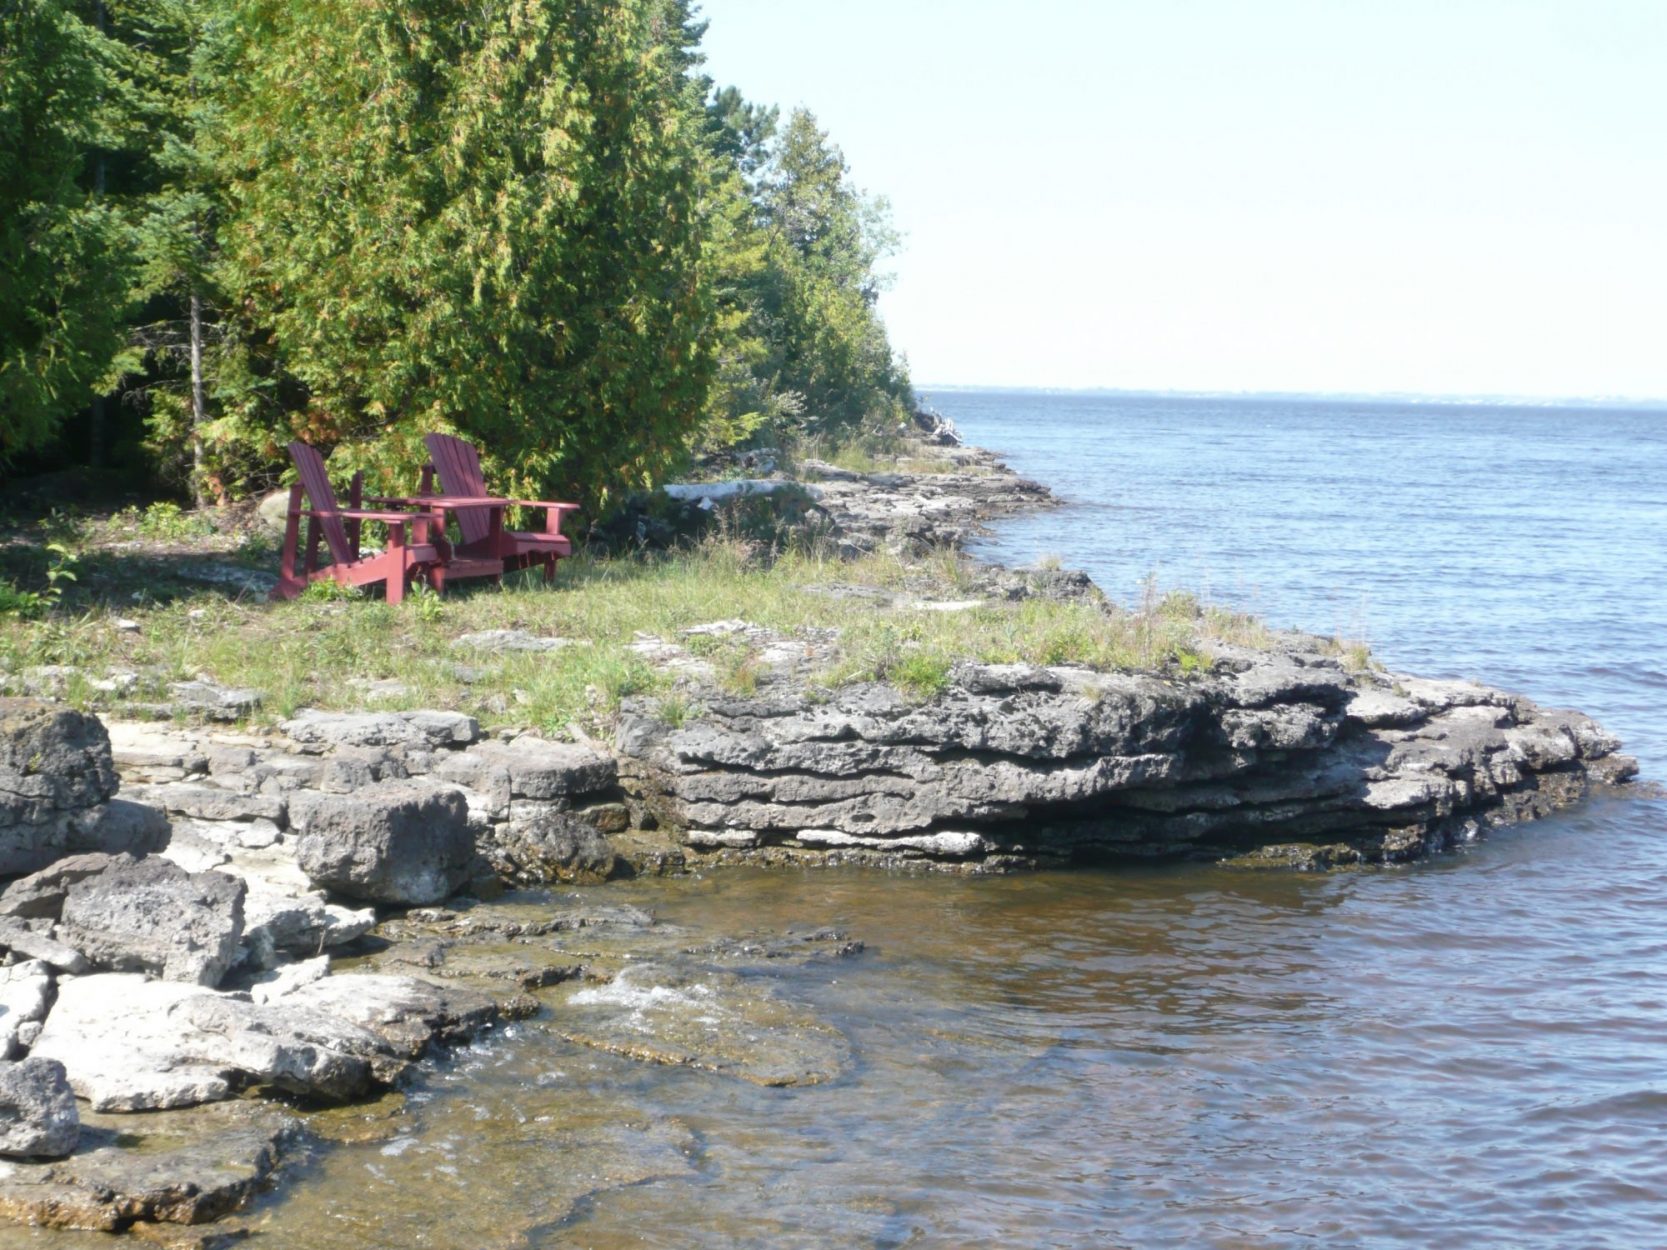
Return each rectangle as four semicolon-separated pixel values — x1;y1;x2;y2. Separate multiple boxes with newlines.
555;963;850;1087
0;1098;299;1230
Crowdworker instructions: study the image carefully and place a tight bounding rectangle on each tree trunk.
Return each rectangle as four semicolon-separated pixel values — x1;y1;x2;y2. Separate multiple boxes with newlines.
88;0;110;470
190;290;207;508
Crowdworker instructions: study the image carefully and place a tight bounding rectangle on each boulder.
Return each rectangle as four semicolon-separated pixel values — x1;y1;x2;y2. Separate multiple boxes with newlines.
56;854;246;987
0;1058;79;1158
482;811;622;886
291;782;473;905
0;700;126;875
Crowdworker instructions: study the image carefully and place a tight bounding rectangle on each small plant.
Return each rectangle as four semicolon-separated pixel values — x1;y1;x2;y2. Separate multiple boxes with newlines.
408;584;445;623
134;502;216;543
891;650;951;699
0;581;46;619
657;691;693;728
1343;642;1374;673
298;579;359;603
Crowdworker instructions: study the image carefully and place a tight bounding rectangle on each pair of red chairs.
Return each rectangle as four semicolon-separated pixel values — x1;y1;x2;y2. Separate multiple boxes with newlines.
271;434;578;603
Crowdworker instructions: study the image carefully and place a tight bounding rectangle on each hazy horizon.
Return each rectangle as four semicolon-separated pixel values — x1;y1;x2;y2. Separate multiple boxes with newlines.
913;382;1667;410
698;1;1667;401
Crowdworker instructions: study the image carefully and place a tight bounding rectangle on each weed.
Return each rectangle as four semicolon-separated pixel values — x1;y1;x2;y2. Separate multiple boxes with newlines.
132;502;217;543
891;651;952;699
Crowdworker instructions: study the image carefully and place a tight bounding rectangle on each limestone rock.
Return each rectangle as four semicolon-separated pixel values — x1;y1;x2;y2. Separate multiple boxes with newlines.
168;680;262;721
481;811;622;886
56;854;246;987
616;643;1636;870
281;709;479;751
451;629;576;653
30;971;498;1112
0;700;122;875
432;737;617;802
0;1098;299;1230
0;919;91;974
0;1058;79;1158
0;961;54;1059
291;782;473;905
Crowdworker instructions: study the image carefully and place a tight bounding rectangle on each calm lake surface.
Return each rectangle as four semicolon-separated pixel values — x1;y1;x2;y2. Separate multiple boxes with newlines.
28;393;1667;1249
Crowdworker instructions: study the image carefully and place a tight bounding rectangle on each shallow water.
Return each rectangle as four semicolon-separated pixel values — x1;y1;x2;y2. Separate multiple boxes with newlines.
20;393;1667;1248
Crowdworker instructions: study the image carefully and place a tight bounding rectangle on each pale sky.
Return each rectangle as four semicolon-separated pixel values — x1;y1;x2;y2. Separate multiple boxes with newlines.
695;0;1667;400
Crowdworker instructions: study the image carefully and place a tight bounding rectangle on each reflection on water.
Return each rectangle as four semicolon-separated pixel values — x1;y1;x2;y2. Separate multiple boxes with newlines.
218;799;1667;1249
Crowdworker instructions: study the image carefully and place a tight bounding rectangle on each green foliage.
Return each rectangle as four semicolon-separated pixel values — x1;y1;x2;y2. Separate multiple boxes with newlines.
207;0;719;508
1;1;914;498
0;0;142;455
0;540;78;618
123;500;215;542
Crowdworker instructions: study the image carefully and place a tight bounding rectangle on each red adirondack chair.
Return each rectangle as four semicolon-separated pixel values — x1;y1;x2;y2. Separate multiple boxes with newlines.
420;433;579;581
271;442;441;604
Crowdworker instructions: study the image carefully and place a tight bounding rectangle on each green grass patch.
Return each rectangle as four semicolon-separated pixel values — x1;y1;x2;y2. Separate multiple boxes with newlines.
0;534;1291;733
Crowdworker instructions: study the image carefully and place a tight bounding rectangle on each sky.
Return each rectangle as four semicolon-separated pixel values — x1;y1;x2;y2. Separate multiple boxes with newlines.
694;0;1667;401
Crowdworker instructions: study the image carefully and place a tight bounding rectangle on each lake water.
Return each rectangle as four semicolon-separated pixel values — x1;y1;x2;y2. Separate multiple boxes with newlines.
18;393;1667;1249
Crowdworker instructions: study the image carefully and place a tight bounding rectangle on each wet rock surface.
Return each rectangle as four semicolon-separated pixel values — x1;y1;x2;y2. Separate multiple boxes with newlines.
0;1098;300;1232
30;970;500;1112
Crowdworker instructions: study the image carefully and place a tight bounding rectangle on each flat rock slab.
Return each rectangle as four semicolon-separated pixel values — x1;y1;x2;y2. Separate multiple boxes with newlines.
0;1098;300;1230
432;737;617;801
31;971;499;1112
555;963;849;1087
450;630;581;653
281;710;479;751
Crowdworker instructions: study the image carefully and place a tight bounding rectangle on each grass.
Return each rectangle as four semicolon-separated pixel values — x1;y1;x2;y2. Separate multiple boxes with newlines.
0;512;1331;734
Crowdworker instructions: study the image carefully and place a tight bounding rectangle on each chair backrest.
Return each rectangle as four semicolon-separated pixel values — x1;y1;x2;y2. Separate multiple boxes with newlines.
423;432;493;545
287;441;353;565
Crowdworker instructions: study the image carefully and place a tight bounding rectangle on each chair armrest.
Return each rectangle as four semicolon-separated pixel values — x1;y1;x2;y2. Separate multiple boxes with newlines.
508;500;580;511
300;509;429;525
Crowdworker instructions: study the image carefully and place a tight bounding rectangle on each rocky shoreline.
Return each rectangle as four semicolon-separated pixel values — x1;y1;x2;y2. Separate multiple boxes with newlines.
0;427;1640;1238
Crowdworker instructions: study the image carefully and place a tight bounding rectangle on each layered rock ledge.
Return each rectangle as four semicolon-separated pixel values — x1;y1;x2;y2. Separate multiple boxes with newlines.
617;638;1638;871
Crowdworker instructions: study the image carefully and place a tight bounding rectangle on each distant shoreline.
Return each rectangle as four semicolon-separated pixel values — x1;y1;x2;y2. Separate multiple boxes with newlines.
916;384;1667;412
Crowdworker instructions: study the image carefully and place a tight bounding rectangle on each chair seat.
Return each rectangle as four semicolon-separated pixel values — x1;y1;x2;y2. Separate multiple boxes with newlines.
506;530;573;555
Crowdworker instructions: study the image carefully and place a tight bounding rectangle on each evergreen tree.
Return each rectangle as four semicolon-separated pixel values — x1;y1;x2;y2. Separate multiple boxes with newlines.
208;0;719;508
0;0;140;456
753;109;910;438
